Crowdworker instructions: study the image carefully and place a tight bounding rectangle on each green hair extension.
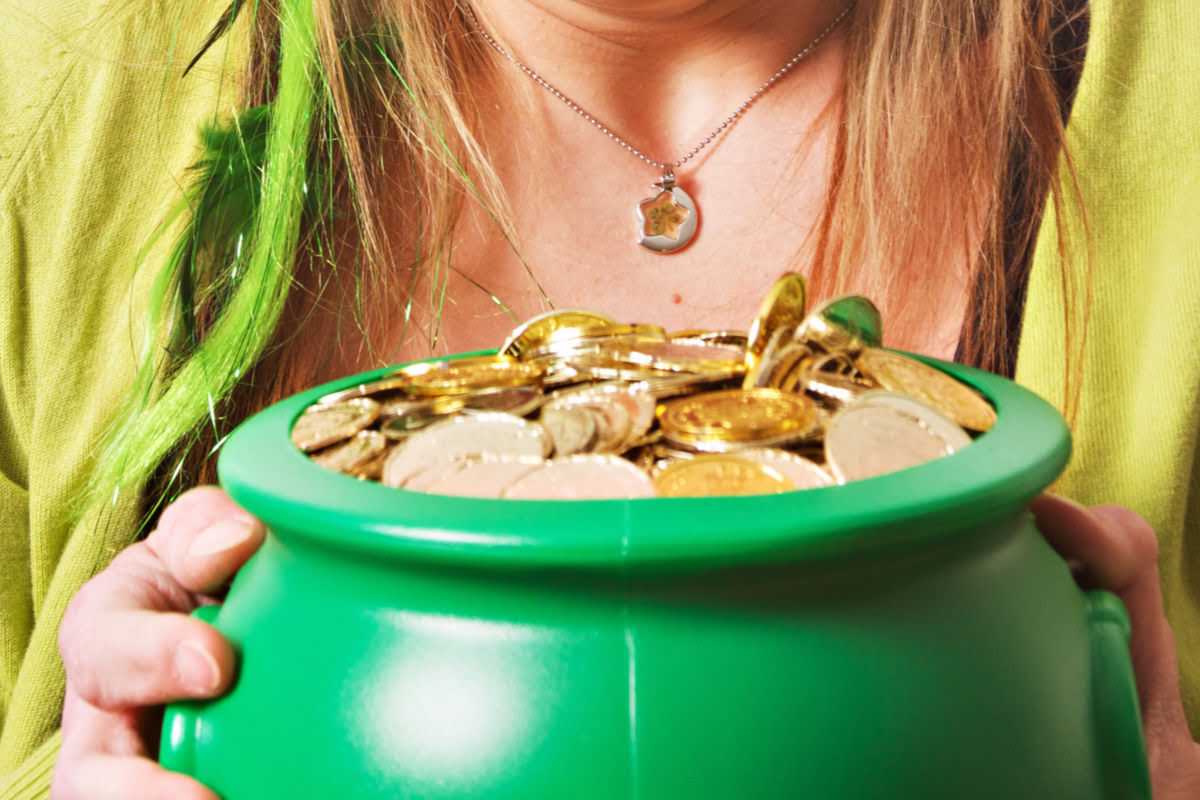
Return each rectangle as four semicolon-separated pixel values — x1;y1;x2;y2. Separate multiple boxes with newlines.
85;0;318;515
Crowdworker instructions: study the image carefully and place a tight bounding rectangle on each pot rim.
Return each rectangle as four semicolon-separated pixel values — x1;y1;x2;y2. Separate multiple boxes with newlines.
217;350;1070;570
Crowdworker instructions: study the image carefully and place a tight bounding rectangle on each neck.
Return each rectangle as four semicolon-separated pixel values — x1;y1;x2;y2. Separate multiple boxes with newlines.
467;0;850;167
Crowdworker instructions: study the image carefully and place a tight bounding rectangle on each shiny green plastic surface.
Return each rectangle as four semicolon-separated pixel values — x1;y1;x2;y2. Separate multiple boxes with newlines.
160;352;1150;798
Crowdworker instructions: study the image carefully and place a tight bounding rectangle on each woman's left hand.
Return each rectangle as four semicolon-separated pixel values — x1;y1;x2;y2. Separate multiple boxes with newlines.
1031;495;1200;800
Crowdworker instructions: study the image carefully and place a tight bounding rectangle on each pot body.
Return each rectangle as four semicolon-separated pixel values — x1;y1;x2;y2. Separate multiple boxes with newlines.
162;513;1147;799
160;354;1149;798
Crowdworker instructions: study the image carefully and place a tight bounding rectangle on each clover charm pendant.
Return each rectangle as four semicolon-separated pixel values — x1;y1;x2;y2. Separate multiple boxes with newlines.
636;170;699;254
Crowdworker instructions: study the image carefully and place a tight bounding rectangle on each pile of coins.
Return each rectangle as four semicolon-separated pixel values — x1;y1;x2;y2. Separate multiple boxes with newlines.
290;273;997;499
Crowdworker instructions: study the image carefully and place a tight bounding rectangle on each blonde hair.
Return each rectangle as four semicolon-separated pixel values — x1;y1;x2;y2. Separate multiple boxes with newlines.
94;0;1091;499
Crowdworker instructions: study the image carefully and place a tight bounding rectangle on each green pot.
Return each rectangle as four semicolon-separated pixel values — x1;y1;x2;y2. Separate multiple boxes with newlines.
159;352;1150;799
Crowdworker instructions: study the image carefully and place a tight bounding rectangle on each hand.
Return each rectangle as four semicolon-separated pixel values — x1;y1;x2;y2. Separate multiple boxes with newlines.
52;487;265;800
1032;495;1200;800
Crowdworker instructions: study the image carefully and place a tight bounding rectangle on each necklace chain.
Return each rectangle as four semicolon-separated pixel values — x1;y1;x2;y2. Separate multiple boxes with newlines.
464;3;854;174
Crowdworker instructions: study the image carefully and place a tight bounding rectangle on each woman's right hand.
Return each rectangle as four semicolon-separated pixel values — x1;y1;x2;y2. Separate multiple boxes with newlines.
51;487;266;800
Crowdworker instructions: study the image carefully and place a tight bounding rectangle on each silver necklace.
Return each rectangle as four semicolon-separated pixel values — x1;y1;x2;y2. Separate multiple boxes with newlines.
464;4;854;254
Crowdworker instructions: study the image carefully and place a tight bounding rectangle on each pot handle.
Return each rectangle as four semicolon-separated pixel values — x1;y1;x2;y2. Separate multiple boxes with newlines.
158;604;222;777
1084;590;1151;800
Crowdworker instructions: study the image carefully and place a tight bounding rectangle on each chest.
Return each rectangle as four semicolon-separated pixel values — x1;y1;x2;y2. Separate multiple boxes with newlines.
385;99;971;365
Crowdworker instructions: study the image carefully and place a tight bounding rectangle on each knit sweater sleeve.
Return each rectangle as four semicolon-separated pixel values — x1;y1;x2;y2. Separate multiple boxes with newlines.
0;1;244;792
1016;0;1200;736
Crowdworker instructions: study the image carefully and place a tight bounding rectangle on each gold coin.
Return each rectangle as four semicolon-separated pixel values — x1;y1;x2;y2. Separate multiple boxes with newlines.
824;403;953;483
298;279;990;496
316;376;413;406
634;370;742;400
744;327;792;388
379;396;465;439
378;395;465;420
748;336;814;391
499;309;621;360
787;350;874;401
807;350;862;378
464;384;545;416
526;328;670;365
649;442;700;461
393;355;545;397
745;272;807;372
570;363;683;383
348;444;394;481
855;348;996;432
311;430;388;474
621;428;663;452
659;388;820;448
803;372;874;407
627;444;661;474
542;363;589;388
794;312;864;357
653;454;795;498
734;448;832;489
518;324;666;363
291;398;380;452
625;323;671;341
593;339;745;375
668;329;749;349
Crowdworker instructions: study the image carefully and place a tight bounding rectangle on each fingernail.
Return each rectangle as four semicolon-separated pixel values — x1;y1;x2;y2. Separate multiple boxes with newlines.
176;641;221;693
189;518;257;559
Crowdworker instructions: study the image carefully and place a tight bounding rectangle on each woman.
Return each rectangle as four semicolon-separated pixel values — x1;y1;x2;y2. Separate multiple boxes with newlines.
0;0;1197;798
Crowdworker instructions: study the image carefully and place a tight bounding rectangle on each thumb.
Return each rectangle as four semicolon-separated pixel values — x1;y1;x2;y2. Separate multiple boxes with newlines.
1087;506;1192;746
148;486;266;594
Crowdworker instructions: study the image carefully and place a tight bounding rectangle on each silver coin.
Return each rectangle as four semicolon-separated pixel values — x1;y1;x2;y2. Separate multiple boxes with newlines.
852;390;972;451
424;456;546;498
734;448;833;490
502;455;656;499
544;383;655;452
824;404;953;484
404;459;472;492
291;398;380;452
310;430;388;474
381;413;550;488
543;392;630;453
540;407;597;457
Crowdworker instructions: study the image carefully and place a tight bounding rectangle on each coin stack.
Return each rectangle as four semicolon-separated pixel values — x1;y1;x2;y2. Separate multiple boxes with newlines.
290;273;997;500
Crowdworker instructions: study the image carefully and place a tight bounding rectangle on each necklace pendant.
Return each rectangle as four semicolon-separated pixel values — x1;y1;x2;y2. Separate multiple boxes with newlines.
636;169;699;254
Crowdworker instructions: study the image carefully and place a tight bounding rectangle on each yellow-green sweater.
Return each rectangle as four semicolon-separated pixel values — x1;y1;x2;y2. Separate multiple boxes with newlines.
0;1;1197;797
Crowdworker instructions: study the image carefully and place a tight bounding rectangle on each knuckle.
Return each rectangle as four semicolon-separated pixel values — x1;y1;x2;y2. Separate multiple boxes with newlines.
1094;504;1159;566
66;660;109;710
154;485;230;540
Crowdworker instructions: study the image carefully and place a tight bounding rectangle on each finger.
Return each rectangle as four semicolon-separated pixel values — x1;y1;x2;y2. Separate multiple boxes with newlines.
60;683;146;760
1118;559;1195;755
1031;497;1192;741
1086;506;1194;744
53;754;220;800
149;485;265;594
61;570;236;709
1029;494;1148;590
